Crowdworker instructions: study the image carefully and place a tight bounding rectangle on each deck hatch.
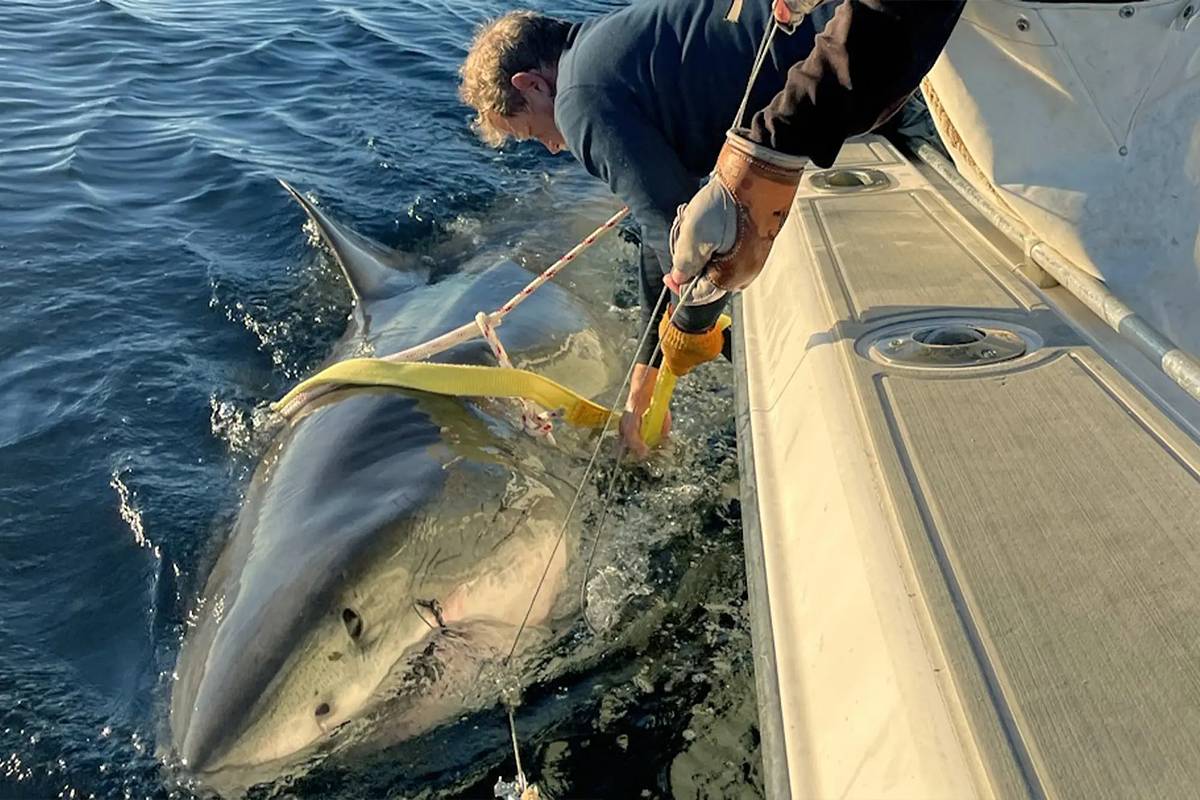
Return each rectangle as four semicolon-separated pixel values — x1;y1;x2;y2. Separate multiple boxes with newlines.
808;167;891;194
864;317;1033;370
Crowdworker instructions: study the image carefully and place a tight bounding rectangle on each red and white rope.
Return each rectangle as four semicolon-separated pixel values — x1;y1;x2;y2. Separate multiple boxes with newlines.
384;206;629;364
495;206;629;318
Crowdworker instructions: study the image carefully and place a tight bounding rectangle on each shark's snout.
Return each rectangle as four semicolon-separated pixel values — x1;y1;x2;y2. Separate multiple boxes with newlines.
175;671;246;773
178;712;222;773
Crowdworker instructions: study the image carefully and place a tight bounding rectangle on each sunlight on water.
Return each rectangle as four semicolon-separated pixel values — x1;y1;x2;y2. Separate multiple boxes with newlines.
111;468;162;560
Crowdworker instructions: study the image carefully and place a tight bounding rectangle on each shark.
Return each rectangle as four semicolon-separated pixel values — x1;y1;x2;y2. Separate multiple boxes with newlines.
168;182;616;790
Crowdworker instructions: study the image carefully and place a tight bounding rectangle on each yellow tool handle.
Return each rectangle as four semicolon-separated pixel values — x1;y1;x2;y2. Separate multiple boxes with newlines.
640;365;677;448
639;312;731;448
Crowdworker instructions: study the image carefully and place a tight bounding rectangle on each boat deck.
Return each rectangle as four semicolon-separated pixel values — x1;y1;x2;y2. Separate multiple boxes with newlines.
735;136;1200;799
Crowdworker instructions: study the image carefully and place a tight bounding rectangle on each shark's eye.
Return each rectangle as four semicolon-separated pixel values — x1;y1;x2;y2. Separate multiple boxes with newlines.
315;702;331;717
342;608;364;639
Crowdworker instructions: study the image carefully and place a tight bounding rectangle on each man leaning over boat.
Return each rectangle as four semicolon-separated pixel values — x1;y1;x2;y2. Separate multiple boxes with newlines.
459;0;964;456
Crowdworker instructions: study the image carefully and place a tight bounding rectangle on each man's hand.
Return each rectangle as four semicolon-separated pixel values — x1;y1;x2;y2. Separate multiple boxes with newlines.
669;130;806;294
667;178;738;293
620;363;671;459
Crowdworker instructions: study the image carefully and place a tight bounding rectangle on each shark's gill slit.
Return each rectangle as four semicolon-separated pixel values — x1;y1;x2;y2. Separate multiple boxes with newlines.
342;608;364;639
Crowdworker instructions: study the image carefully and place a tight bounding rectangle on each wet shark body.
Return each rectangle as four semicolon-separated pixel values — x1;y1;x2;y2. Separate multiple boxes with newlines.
170;183;610;789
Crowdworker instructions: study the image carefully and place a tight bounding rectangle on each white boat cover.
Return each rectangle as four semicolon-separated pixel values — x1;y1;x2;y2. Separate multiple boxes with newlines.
923;0;1200;355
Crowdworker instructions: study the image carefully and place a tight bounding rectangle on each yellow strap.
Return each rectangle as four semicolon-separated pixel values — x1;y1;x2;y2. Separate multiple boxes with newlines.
275;313;731;441
640;367;676;447
272;358;617;429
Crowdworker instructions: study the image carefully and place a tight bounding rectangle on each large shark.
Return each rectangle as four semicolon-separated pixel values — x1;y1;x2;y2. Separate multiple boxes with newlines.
169;183;616;790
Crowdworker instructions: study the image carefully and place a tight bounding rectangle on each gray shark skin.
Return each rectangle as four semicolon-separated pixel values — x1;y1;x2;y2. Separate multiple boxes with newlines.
169;183;612;791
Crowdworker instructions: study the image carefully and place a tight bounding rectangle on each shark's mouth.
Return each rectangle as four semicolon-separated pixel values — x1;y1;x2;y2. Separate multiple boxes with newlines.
379;620;516;710
309;620;518;765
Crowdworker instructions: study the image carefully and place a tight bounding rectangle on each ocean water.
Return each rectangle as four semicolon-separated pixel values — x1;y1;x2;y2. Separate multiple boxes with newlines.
0;1;759;798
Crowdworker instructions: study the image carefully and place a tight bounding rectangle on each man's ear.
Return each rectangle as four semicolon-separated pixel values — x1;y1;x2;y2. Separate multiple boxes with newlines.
511;71;544;94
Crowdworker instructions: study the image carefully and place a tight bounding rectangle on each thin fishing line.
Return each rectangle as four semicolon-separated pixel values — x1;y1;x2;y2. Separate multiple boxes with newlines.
579;280;699;634
502;11;774;778
505;283;672;662
734;18;779;130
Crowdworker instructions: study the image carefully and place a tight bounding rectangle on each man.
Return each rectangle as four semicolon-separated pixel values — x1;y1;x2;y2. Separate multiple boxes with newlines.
459;0;963;456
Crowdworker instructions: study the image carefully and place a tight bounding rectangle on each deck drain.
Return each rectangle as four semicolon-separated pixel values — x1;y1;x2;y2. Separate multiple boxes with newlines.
912;324;985;346
809;167;891;194
865;319;1032;369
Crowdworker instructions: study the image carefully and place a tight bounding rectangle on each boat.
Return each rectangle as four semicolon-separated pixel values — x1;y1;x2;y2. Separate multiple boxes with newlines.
734;2;1200;796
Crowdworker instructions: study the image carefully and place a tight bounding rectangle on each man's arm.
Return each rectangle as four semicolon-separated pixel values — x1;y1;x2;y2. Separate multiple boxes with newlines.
669;0;966;288
557;85;730;455
750;0;965;166
556;85;718;360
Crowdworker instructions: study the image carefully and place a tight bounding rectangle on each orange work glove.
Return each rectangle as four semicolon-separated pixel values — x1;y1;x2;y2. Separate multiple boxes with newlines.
657;308;725;376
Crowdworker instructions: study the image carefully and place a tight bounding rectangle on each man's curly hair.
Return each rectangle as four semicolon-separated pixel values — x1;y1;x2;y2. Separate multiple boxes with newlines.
458;11;572;147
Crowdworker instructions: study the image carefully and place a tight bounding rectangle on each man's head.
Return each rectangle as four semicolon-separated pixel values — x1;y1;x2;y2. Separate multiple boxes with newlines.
458;11;571;154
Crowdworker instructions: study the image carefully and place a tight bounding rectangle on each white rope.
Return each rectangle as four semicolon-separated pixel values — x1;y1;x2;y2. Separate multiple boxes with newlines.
474;312;557;442
508;707;528;792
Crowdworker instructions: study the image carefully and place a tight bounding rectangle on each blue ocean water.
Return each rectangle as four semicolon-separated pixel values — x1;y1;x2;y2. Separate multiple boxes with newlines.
0;1;758;797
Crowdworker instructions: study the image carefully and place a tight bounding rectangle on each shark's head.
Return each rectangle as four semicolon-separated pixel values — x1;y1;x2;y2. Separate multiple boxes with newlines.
171;390;571;775
172;562;443;773
169;390;455;773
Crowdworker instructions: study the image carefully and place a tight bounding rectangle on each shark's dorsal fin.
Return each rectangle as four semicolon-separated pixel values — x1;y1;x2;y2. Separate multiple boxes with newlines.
279;180;424;303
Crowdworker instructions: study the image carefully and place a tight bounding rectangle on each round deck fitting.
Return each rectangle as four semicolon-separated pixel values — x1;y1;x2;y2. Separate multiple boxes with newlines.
864;319;1033;370
808;167;891;194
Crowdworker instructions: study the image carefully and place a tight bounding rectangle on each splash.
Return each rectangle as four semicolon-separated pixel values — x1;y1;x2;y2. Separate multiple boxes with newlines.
209;393;281;461
109;469;161;561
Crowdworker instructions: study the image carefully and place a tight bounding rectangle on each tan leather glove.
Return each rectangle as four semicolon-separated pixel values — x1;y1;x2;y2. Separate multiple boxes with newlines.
669;130;806;293
658;308;726;377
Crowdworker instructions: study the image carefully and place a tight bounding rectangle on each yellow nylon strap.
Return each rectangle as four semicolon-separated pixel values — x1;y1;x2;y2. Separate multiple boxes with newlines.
275;312;732;441
272;358;617;428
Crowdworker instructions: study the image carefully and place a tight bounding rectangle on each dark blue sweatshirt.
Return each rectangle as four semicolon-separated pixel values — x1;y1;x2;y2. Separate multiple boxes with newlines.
554;0;829;361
